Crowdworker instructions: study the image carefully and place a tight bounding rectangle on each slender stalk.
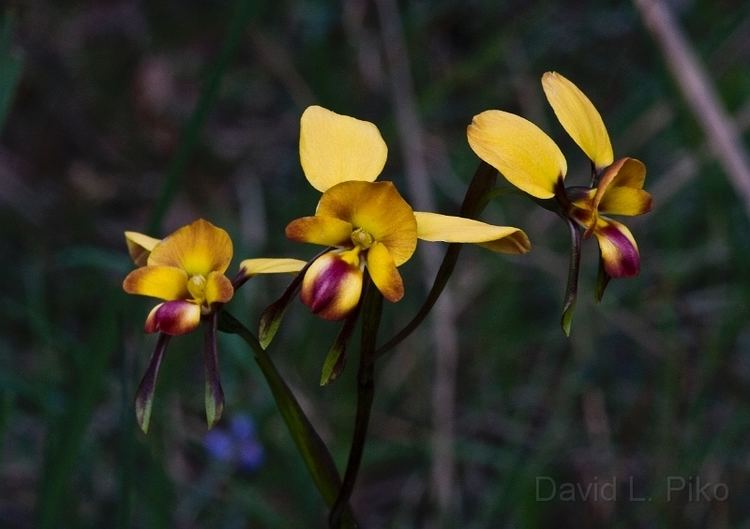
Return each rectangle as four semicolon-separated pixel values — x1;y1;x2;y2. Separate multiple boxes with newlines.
329;280;383;529
217;311;358;528
374;161;497;359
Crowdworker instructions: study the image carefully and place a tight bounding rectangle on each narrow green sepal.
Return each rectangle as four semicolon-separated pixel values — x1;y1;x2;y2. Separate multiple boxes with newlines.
320;307;360;386
204;313;224;429
258;249;329;349
134;333;170;434
560;217;582;337
595;257;612;303
561;299;576;337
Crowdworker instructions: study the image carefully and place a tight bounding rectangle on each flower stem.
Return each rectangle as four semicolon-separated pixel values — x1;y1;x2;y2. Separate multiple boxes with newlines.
329;279;383;529
217;311;358;528
374;161;497;359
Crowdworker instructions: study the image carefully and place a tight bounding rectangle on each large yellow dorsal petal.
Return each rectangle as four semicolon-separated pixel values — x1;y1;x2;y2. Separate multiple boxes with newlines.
542;71;614;169
467;110;566;199
299;106;388;192
147;219;233;277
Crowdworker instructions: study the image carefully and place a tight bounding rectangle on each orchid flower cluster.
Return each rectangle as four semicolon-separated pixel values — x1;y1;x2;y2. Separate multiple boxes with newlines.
121;72;651;525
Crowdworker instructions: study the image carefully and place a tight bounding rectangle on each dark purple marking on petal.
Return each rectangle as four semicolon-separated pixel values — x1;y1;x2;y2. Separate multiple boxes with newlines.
302;256;350;314
601;223;640;277
135;333;171;433
151;300;200;335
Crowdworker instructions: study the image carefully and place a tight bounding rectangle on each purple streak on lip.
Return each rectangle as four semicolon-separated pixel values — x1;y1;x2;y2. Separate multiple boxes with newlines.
306;257;351;314
601;224;640;277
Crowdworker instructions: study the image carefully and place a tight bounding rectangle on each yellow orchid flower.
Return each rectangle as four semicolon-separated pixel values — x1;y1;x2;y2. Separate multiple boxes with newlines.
122;219;306;432
287;105;531;320
124;219;235;335
467;71;652;280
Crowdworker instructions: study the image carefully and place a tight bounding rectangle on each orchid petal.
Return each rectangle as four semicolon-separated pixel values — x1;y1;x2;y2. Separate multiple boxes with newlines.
300;251;364;320
123;265;189;301
594;218;640;278
299;105;387;192
285;215;353;247
542;71;613;169
147;219;233;276
598;187;653;217
316;181;418;265
125;231;161;266
238;258;307;277
467;110;566;199
134;333;170;433
414;212;531;254
366;242;404;302
144;300;202;335
204;271;234;305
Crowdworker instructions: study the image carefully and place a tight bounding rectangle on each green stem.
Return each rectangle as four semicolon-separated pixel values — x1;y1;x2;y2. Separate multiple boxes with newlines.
217;311;358;528
329;280;383;528
147;0;256;233
374;161;497;359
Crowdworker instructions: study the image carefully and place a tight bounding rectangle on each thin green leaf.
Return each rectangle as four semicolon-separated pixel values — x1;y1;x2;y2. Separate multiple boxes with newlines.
217;311;359;528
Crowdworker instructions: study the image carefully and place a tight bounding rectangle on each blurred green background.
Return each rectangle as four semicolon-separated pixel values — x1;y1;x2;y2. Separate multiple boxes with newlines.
2;0;750;527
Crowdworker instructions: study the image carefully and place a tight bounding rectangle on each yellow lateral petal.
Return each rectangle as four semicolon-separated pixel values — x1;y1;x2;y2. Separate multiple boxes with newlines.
285;215;353;246
594;218;640;278
239;258;308;277
598;187;653;217
366;242;404;302
299;106;388;192
467;110;566;199
123;265;189;300
204;271;234;305
542;71;614;169
147;219;233;276
414;212;531;254
317;181;418;266
125;231;161;266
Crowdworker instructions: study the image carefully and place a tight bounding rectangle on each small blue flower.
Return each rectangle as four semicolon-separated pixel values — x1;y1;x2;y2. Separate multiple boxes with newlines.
203;413;265;472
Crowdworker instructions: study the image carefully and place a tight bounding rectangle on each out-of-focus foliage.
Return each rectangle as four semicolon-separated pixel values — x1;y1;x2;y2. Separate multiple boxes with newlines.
1;0;750;528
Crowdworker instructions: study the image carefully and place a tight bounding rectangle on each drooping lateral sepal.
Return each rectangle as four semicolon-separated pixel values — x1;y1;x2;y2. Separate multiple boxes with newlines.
135;333;171;433
203;313;224;429
320;306;360;386
595;257;612;302
560;218;582;337
258;251;325;349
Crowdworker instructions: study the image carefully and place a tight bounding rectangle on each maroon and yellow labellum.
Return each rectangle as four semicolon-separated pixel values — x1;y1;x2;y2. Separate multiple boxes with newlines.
594;218;640;278
145;300;202;335
300;250;364;320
